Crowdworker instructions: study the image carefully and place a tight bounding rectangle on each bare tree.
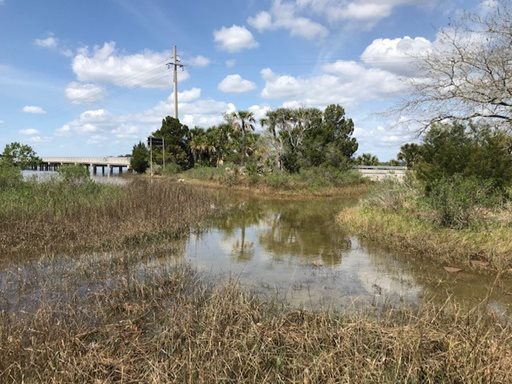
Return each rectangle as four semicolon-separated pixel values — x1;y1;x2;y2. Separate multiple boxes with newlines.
399;0;512;130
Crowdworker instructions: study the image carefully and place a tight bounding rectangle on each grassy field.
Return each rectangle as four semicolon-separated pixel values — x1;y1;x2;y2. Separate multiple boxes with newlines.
337;178;512;272
178;165;369;197
0;178;218;260
1;175;512;383
2;265;511;383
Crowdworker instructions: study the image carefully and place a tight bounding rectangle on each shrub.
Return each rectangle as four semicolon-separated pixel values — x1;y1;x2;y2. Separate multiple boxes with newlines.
364;177;418;212
0;162;22;189
162;163;182;176
425;175;496;228
59;164;90;185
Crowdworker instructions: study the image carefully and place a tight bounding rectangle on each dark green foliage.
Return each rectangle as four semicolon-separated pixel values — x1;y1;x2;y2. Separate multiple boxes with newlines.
397;143;420;168
59;164;90;185
0;162;22;189
314;104;358;166
1;142;41;168
152;116;193;170
130;141;149;174
356;153;379;166
262;104;358;172
225;110;256;166
415;123;512;192
426;175;496;228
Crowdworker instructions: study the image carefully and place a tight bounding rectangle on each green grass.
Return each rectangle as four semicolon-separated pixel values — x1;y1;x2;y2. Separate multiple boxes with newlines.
0;178;218;260
0;178;120;217
180;165;367;196
337;205;512;271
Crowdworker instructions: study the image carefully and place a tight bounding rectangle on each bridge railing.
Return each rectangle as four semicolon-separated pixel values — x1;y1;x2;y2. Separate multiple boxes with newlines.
41;157;131;167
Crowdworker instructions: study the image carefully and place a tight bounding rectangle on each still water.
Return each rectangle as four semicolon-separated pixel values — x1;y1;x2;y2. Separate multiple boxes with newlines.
2;186;510;313
185;195;512;312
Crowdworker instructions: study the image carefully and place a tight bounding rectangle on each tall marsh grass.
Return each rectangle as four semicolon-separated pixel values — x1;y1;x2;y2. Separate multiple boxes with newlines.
338;178;512;271
1;266;511;383
0;179;217;259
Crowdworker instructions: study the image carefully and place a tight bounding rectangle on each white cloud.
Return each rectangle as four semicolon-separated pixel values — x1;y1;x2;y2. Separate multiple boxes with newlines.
361;36;431;76
248;104;272;122
34;34;73;57
22;105;46;114
72;42;188;88
56;88;236;143
213;25;259;53
29;135;51;144
248;11;273;31
189;55;210;67
19;128;39;136
252;0;433;32
65;82;105;104
248;1;328;40
260;61;408;107
34;36;58;49
18;128;51;143
218;74;256;93
172;88;202;103
87;134;108;145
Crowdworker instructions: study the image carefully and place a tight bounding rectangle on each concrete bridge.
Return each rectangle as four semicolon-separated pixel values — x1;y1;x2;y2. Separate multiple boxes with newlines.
37;156;131;175
355;165;407;181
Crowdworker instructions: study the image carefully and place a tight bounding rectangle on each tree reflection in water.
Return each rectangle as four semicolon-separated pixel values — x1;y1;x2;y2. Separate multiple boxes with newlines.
258;202;351;266
213;198;353;265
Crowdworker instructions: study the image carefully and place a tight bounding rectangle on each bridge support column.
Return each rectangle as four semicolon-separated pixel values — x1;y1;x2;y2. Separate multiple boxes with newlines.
118;166;123;174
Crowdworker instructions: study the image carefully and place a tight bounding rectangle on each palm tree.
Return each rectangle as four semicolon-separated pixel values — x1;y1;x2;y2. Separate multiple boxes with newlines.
225;110;256;166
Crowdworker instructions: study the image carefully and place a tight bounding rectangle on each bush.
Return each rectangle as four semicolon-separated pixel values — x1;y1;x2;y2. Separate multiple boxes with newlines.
415;123;512;193
59;164;90;185
161;163;182;176
364;177;419;212
425;175;496;228
0;162;22;189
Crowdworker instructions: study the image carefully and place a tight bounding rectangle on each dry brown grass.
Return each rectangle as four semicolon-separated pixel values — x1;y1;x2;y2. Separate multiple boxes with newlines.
337;207;512;272
0;179;217;260
1;266;511;383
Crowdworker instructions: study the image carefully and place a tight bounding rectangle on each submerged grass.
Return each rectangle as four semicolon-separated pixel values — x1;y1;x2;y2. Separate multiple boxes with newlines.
1;266;511;383
0;179;217;260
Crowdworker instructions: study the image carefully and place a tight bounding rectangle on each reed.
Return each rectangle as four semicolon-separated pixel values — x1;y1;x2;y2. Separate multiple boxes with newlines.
337;206;512;271
0;179;217;260
1;266;510;383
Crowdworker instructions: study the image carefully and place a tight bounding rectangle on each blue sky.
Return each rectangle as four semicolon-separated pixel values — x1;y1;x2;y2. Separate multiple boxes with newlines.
0;0;482;160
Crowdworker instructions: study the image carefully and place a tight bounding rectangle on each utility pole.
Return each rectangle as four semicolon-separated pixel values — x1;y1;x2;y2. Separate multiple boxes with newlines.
149;137;153;177
167;45;184;120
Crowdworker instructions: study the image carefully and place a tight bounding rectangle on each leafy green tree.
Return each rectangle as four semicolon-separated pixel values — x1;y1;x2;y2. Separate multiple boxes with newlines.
356;153;380;166
306;104;357;167
225;111;256;166
1;142;41;168
262;105;358;172
415;123;512;191
397;143;421;168
152;116;193;170
130;141;149;174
